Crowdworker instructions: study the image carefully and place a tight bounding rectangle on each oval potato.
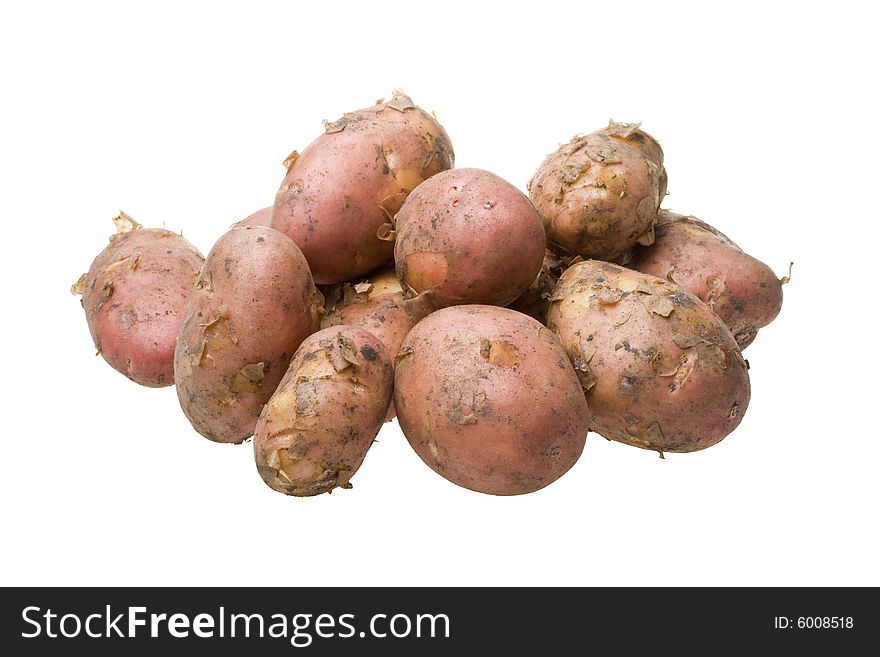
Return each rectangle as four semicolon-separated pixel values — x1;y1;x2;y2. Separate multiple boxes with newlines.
529;121;666;261
394;168;546;308
272;90;454;284
394;305;590;495
547;260;750;453
174;226;321;443
629;210;784;348
76;212;203;387
254;326;393;496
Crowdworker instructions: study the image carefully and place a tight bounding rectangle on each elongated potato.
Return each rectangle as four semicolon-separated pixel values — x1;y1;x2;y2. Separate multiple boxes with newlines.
272;90;454;284
254;326;393;496
394;305;590;495
629;210;785;348
73;212;203;387
394;168;546;308
174;226;321;443
529;121;666;261
321;267;434;420
547;260;750;454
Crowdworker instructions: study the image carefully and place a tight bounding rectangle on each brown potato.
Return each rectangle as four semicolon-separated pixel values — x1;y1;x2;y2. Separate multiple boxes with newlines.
529;121;666;261
272;90;454;284
253;326;393;496
547;260;750;454
174;226;321;443
394;305;590;495
321;267;434;420
394;168;546;308
73;212;203;387
628;210;785;348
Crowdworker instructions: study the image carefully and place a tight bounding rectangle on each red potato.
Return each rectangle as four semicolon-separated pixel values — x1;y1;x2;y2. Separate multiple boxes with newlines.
254;326;393;496
529;121;666;261
393;168;546;308
321;267;434;420
174;226;322;443
547;260;750;454
232;206;272;228
394;305;590;495
272;90;454;284
73;212;203;387
628;210;785;348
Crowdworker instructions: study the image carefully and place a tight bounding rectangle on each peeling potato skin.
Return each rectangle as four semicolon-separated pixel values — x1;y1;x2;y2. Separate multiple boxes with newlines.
231;206;272;229
81;227;203;387
174;226;322;443
253;326;393;496
394;168;546;308
528;121;666;262
316;282;342;314
547;261;750;454
507;250;569;323
628;210;783;349
394;305;590;495
321;267;434;421
271;91;454;284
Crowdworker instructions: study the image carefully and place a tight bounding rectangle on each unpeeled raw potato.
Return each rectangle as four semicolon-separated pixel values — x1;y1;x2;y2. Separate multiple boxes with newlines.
628;210;785;348
272;90;454;284
232;206;272;228
393;168;546;308
174;226;322;443
73;212;204;387
394;305;590;495
547;260;750;454
529;121;666;261
321;267;434;420
253;326;393;496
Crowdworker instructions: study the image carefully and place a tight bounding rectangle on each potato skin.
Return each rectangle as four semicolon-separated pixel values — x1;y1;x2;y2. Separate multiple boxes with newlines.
174;226;321;443
78;215;203;387
272;91;454;284
232;206;272;228
253;326;393;496
528;121;666;261
394;305;590;495
321;267;434;420
547;260;750;453
628;210;783;348
394;168;546;308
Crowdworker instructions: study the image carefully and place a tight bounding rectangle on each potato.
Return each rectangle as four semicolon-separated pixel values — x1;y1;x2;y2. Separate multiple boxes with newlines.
272;90;454;284
232;206;272;228
174;226;322;443
72;212;203;387
507;250;569;323
528;121;666;261
547;260;750;454
253;326;393;496
628;210;785;348
394;305;590;495
321;267;434;420
394;168;546;308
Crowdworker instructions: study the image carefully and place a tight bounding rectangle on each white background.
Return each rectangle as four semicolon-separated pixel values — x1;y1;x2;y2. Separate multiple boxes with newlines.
1;1;877;586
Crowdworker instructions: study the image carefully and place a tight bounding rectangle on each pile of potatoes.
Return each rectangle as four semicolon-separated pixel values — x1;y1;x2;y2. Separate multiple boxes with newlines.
73;91;787;497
